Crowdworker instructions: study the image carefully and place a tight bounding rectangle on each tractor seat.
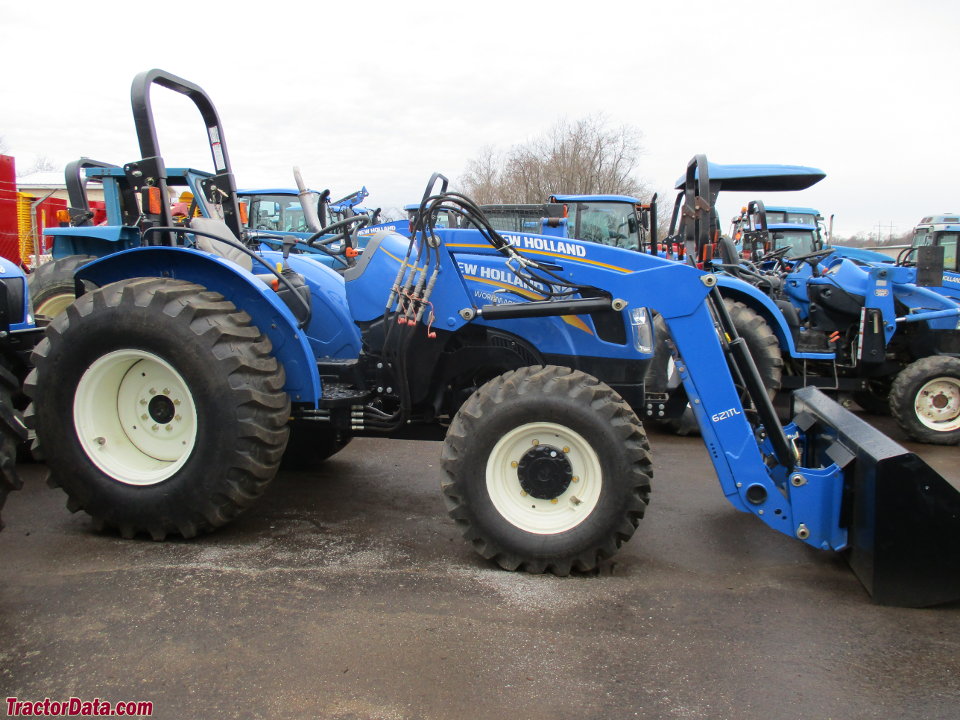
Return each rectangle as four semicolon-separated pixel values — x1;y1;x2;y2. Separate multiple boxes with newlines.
189;217;253;272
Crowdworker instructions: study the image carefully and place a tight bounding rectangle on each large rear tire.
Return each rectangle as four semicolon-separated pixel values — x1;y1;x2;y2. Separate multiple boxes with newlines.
24;277;290;539
651;300;783;436
27;254;97;318
0;365;25;531
890;356;960;445
441;366;652;575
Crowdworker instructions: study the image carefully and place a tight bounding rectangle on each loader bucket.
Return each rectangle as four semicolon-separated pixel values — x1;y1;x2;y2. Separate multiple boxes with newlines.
793;386;960;607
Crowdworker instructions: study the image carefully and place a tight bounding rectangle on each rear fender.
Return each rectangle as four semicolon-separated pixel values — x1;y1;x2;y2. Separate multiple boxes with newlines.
75;246;321;405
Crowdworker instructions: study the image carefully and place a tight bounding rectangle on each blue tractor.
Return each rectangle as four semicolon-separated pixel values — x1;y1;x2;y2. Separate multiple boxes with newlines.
0;257;44;529
24;70;960;607
896;214;960;301
643;162;960;445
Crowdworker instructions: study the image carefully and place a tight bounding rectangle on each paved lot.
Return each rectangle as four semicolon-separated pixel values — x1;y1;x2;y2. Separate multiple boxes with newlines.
1;414;958;720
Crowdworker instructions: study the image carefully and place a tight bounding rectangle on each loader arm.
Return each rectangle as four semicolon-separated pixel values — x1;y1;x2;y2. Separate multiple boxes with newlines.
378;171;960;606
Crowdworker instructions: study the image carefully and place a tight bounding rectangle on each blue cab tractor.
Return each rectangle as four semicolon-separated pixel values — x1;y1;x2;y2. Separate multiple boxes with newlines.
24;70;960;607
897;214;960;301
730;200;892;265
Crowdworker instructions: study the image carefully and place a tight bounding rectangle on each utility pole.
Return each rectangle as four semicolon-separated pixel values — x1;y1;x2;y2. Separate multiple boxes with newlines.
875;221;896;244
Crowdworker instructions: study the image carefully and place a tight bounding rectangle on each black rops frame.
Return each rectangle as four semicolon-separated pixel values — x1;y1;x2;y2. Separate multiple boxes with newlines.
128;69;243;245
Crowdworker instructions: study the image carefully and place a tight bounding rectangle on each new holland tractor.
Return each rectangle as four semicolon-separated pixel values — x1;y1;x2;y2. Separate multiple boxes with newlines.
25;69;960;607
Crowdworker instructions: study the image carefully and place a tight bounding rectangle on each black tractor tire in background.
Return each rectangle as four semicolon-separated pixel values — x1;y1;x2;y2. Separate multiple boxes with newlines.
889;356;960;445
280;424;352;471
441;365;652;575
852;379;893;416
27;254;97;318
24;277;290;539
0;365;26;531
651;300;783;436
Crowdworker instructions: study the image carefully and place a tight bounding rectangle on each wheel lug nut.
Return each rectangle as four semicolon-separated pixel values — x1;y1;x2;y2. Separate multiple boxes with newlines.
162;388;170;395
550;498;558;504
572;476;579;483
531;439;539;446
562;446;570;453
520;490;527;497
141;414;148;421
511;460;518;468
152;424;159;432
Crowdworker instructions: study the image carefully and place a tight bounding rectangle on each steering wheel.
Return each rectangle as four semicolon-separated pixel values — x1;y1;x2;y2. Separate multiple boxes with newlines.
304;215;370;249
784;248;834;276
750;245;792;273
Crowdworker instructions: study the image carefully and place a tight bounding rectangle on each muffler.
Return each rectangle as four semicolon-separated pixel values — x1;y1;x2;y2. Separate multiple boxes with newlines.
793;386;960;607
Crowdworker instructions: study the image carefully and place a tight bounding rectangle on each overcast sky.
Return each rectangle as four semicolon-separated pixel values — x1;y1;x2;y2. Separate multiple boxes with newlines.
1;0;955;239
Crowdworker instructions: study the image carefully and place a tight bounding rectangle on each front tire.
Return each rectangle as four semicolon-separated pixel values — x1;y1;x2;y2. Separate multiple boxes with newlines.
441;366;652;575
25;277;291;539
890;356;960;445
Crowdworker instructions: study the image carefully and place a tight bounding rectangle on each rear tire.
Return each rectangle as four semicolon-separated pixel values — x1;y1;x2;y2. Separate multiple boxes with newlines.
651;300;783;436
890;356;960;445
0;365;25;530
25;277;290;539
852;379;893;415
27;254;97;318
441;366;652;575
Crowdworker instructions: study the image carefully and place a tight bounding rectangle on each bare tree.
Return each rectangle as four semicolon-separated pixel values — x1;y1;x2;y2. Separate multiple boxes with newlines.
16;155;56;178
459;115;650;204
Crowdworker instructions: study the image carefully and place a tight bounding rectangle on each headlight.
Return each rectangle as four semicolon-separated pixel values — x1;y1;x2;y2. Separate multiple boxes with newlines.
630;307;654;354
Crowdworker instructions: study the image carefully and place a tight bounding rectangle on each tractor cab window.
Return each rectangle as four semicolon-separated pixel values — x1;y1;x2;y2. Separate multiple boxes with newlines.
571;202;640;250
764;211;817;226
785;212;817;225
247;194;308;232
911;227;934;248
772;229;817;256
935;232;958;271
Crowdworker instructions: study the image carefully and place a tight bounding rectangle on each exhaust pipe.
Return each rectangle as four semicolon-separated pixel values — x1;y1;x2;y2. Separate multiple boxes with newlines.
793;386;960;607
293;166;324;233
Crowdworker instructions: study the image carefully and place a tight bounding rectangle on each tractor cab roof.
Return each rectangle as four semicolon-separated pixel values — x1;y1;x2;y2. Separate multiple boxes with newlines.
548;194;642;204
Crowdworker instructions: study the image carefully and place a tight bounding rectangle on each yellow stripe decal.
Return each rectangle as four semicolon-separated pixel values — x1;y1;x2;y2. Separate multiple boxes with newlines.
446;243;631;273
464;276;594;336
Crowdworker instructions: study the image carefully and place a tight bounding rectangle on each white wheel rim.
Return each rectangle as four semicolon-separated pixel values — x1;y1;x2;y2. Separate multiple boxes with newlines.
35;293;75;318
486;422;602;534
73;349;198;486
914;376;960;432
